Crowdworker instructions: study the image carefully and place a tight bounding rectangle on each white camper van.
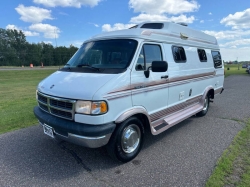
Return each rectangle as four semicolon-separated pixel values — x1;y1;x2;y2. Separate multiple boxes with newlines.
34;22;224;162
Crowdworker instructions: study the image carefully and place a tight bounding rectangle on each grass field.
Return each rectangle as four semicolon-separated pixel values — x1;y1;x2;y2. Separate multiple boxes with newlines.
0;69;56;134
206;120;250;187
224;64;249;77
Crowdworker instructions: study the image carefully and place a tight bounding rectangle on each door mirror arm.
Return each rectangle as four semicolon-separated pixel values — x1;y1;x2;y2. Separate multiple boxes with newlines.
144;66;151;78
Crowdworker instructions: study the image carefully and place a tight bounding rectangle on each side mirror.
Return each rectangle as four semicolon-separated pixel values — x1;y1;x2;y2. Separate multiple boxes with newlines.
144;61;168;78
151;61;168;72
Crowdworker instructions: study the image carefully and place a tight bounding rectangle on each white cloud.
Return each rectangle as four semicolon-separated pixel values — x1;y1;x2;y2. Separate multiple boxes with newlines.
130;14;195;24
15;4;53;23
6;24;39;37
29;23;60;38
220;47;250;61
102;1;198;33
129;0;199;15
6;24;21;30
102;23;135;32
23;31;40;37
88;22;99;27
42;41;53;44
221;8;250;30
200;20;204;23
59;12;69;16
203;30;250;40
204;29;250;61
209;12;212;15
220;39;250;48
33;0;101;8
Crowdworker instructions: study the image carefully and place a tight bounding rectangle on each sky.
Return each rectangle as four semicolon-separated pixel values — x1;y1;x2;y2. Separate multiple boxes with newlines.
1;0;250;61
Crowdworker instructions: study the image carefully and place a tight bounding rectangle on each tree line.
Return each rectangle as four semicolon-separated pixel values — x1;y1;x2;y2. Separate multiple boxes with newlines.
0;28;78;66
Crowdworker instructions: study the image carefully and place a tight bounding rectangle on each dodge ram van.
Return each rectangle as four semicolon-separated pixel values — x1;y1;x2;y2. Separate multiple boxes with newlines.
34;22;224;162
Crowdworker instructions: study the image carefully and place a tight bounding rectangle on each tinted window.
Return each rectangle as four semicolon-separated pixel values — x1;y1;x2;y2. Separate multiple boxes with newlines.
211;51;222;68
135;44;162;71
141;23;164;29
198;49;207;62
172;46;186;62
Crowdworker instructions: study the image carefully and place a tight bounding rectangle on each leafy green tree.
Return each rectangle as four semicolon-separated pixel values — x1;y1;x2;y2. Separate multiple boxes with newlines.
0;27;79;66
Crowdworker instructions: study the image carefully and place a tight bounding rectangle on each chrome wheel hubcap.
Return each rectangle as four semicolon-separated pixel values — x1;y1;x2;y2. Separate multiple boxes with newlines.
203;97;208;111
121;124;141;154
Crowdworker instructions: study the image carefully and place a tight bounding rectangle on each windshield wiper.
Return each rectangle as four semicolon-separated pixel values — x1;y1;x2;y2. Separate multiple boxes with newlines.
77;64;99;71
64;64;71;70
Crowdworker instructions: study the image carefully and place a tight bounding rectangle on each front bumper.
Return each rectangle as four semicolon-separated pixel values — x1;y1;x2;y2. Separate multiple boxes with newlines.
33;106;116;148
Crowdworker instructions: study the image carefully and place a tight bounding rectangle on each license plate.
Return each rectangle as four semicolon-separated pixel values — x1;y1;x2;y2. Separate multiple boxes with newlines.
43;124;54;138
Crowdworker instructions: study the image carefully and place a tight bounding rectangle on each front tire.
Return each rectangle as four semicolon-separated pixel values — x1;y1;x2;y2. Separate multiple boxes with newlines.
106;116;144;162
197;94;210;117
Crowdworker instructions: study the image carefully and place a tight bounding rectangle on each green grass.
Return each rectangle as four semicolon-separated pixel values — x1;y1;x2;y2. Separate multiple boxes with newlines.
224;64;249;77
0;70;56;134
206;120;250;187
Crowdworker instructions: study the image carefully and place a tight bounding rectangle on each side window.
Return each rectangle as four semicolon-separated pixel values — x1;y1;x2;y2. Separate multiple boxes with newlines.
197;49;207;62
135;44;162;71
211;51;222;68
172;46;186;62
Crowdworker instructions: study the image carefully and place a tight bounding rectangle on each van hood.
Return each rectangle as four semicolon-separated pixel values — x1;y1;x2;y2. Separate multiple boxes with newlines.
37;71;116;100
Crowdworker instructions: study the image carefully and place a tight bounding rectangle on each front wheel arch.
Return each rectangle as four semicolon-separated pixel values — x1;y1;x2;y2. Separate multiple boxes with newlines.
106;116;144;162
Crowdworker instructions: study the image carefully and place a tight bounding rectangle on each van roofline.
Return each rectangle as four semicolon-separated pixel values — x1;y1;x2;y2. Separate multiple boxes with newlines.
83;22;218;49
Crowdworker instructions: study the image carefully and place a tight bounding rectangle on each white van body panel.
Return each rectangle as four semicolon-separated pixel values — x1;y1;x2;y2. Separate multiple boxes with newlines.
34;21;224;150
38;71;116;100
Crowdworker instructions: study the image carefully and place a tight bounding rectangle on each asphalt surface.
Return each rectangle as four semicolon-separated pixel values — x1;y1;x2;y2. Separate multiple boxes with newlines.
0;75;250;187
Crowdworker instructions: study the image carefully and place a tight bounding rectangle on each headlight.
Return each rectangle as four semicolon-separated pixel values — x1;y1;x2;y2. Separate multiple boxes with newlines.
75;101;108;115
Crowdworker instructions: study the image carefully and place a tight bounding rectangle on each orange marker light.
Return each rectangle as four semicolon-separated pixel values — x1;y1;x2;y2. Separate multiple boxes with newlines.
100;101;107;113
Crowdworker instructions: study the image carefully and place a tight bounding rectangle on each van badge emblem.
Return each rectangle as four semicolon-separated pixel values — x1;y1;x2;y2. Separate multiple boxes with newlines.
50;84;55;89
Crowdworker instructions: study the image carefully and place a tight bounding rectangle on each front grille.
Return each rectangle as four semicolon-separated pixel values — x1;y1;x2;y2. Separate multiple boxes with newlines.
37;91;76;120
38;94;47;104
39;103;49;112
50;100;73;110
51;108;72;119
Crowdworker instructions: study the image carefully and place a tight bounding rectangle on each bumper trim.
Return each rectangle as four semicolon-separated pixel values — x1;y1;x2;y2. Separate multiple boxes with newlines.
39;121;111;148
34;106;116;148
66;133;112;148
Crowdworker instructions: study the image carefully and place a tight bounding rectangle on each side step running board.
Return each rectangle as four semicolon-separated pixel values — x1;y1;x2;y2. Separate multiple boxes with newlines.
151;103;203;135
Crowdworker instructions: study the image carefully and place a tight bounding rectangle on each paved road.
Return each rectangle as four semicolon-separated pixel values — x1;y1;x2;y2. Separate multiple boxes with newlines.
1;75;250;187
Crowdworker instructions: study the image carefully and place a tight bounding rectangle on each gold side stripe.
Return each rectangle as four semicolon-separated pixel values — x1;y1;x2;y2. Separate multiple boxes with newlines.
104;71;215;100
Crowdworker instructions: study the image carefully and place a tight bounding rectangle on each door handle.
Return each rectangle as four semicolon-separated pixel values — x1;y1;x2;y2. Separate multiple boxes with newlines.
161;75;168;79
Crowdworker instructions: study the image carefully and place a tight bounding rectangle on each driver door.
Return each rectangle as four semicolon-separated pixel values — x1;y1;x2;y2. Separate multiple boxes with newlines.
131;42;169;118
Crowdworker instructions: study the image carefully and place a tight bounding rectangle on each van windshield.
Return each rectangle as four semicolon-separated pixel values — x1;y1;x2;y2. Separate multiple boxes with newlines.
61;39;138;73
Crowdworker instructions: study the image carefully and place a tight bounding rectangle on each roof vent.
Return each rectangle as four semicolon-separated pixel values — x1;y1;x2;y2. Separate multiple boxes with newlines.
141;23;164;29
177;22;188;27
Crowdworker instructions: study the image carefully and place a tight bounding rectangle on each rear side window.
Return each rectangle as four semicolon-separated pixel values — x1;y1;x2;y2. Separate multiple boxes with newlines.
197;49;207;62
172;46;186;63
135;44;162;71
211;51;222;68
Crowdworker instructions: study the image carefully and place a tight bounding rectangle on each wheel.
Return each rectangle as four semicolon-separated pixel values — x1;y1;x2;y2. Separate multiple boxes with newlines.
106;116;144;162
197;94;209;117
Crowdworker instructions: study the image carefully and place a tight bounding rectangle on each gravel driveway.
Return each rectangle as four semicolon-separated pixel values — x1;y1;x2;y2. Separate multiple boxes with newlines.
0;75;249;187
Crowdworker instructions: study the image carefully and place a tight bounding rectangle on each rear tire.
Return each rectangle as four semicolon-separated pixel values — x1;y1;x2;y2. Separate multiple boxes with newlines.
197;94;209;117
106;116;144;162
